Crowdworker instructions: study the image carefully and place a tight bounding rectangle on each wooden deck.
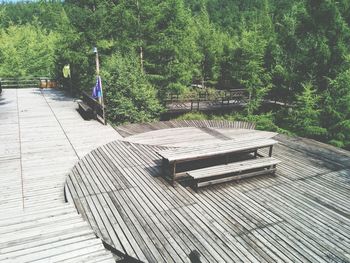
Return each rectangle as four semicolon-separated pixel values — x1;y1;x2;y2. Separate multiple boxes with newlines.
66;122;350;262
0;88;119;262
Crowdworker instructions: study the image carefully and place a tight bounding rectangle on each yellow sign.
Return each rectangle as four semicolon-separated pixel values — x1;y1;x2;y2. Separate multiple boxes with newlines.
63;64;71;78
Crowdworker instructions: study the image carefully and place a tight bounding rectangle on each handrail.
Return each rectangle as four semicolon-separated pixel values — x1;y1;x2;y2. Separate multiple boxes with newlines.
0;77;57;89
165;88;249;103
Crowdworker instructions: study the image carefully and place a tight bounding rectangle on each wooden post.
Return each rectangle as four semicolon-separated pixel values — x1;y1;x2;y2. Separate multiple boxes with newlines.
269;146;273;157
162;158;166;177
94;47;106;125
271;164;277;175
171;162;176;186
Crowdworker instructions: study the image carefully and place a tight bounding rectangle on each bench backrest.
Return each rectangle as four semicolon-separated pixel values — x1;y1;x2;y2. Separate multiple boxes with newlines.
82;91;105;124
157;138;278;163
82;91;104;115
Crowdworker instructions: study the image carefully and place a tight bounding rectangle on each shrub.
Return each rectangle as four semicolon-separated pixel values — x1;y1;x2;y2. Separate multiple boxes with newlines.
102;52;163;124
176;112;207;120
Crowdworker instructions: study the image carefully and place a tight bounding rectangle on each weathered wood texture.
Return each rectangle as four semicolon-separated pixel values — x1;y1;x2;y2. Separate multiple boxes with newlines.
115;120;256;138
157;138;277;162
66;124;350;263
187;157;280;179
0;88;119;262
124;127;277;148
0;204;115;263
78;91;106;124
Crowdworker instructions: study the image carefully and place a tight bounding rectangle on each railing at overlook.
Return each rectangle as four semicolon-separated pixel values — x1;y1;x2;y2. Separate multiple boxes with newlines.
0;77;58;89
164;88;249;112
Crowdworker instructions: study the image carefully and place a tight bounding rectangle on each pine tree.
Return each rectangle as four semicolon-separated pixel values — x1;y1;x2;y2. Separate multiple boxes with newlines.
102;52;163;124
323;70;350;149
288;81;326;138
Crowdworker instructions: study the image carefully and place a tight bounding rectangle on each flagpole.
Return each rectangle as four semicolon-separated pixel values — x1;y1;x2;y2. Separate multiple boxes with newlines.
94;47;106;125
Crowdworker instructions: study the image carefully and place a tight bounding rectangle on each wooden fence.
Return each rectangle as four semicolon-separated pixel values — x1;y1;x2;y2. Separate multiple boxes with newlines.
0;77;58;89
165;89;249;112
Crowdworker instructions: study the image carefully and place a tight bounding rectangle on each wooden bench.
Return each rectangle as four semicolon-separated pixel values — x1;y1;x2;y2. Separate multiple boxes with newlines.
157;138;278;184
187;157;281;190
78;91;106;124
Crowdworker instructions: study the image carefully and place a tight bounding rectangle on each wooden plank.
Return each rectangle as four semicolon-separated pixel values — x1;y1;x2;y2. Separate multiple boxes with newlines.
63;121;350;262
188;157;280;179
157;138;278;163
197;169;277;188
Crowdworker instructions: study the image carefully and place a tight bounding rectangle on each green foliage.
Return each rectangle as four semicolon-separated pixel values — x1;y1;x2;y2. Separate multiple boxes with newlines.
176;112;207;120
323;69;350;149
238;113;290;135
1;0;350;149
287;81;327;138
220;29;271;114
239;30;271;115
144;0;201;98
102;52;163;124
0;23;58;77
193;9;225;85
214;112;290;134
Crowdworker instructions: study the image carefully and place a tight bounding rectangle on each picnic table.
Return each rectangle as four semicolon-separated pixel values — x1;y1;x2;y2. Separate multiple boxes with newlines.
157;138;279;186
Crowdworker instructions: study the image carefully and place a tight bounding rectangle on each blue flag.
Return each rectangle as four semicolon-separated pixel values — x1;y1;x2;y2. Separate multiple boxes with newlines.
92;76;102;99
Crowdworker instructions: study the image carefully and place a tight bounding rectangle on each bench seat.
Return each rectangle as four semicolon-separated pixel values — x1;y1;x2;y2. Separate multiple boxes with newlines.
187;157;281;189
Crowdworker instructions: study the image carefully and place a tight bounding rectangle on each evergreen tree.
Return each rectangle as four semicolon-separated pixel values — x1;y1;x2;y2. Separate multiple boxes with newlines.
0;23;58;77
193;8;224;86
144;0;200;97
288;81;326;138
220;30;271;114
0;0;350;147
323;70;350;149
102;52;163;124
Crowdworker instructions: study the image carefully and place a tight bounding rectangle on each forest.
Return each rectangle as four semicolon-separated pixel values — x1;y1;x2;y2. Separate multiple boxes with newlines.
0;0;349;149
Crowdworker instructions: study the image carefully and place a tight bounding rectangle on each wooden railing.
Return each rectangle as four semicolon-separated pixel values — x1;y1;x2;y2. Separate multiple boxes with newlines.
166;89;248;102
165;89;249;112
0;77;58;89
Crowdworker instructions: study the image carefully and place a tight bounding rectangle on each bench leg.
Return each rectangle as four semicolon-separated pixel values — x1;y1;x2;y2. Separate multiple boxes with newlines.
271;164;277;175
254;150;258;158
192;179;199;192
162;158;166;176
170;162;176;186
269;146;273;157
